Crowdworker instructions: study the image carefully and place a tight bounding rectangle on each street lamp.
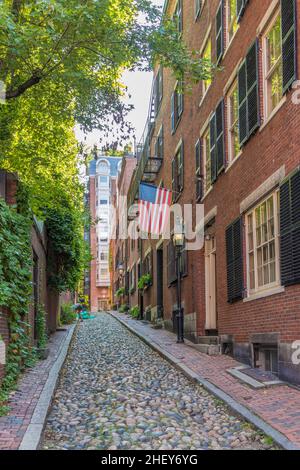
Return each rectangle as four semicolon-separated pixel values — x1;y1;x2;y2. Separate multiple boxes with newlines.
173;230;185;344
118;263;125;277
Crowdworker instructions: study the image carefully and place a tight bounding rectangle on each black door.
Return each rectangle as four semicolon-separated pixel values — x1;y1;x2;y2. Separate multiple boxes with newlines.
156;248;163;319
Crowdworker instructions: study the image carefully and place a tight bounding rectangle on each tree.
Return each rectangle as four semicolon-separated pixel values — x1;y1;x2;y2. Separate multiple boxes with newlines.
0;0;213;134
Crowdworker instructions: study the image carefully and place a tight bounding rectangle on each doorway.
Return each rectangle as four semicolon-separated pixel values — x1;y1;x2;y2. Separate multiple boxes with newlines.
156;248;164;319
205;235;217;332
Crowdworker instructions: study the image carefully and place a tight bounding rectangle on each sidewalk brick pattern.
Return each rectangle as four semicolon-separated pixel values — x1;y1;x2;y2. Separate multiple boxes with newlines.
112;312;300;448
0;328;70;450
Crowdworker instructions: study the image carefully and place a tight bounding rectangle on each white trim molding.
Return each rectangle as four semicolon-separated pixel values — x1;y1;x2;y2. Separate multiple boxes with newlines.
240;166;285;214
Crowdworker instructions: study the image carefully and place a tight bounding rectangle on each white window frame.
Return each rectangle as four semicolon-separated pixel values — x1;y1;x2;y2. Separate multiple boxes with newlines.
262;6;283;120
245;191;281;297
202;36;212;97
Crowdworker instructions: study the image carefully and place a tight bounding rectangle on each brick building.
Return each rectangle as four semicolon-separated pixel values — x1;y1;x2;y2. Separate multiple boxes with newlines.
120;0;300;385
111;155;137;309
0;171;62;383
87;156;122;312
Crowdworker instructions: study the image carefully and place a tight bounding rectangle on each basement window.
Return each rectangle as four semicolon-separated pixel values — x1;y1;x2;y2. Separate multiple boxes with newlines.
254;344;279;376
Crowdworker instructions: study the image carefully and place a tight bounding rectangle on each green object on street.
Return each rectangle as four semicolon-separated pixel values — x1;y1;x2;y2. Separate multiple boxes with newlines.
77;310;95;320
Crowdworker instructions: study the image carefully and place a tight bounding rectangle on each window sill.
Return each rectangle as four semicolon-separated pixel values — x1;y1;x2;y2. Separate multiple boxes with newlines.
201;185;213;202
225;152;243;173
222;29;240;62
171;112;183;136
259;96;287;133
243;285;285;303
199;84;212;108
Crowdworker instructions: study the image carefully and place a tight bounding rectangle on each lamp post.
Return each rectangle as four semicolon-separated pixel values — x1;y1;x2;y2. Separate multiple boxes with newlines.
173;231;185;344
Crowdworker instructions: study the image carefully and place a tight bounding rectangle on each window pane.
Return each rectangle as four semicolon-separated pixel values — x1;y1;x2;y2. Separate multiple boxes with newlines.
228;0;238;40
203;39;212;91
266;14;282;113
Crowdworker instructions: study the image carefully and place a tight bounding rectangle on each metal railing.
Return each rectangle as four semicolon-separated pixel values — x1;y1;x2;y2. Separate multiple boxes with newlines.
128;81;156;209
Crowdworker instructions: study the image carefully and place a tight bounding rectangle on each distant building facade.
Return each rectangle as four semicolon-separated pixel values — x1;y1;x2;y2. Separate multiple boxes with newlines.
87;156;122;312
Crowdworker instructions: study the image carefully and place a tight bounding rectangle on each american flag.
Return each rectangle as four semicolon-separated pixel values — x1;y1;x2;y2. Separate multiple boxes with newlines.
139;183;172;236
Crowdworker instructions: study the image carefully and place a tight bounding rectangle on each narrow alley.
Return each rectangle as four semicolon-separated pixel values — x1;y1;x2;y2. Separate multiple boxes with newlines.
41;314;273;451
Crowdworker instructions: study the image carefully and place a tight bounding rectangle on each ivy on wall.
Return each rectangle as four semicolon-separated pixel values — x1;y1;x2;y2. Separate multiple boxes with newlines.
45;202;90;294
0;187;36;414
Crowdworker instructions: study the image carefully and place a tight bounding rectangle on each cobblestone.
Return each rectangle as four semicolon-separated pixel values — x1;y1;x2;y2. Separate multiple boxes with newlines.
42;314;274;450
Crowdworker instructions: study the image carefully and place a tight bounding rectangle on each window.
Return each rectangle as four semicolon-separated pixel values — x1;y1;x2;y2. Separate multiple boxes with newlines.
195;0;202;20
100;253;108;261
99;176;108;185
167;239;188;286
155;126;164;160
264;11;283;116
195;140;203;201
226;217;244;303
227;79;240;162
237;0;249;23
171;80;184;133
143;252;153;279
227;0;238;43
130;266;136;293
174;0;183;35
100;199;108;205
246;192;280;294
154;67;163;116
202;37;212;93
203;127;211;194
210;100;225;182
172;142;184;198
100;268;109;276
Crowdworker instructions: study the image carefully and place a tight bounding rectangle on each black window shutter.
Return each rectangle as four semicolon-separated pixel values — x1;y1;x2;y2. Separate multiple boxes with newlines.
216;99;225;175
226;217;244;303
179;141;184;192
280;169;300;286
172;158;176;199
237;0;249;23
238;40;260;146
171;93;175;133
181;245;188;277
281;0;297;94
158;67;163;103
167;242;177;285
195;139;203;200
238;60;248;146
216;1;224;64
210;113;217;183
246;39;260;137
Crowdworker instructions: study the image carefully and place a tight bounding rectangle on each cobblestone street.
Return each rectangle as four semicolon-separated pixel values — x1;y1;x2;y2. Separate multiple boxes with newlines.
41;314;274;450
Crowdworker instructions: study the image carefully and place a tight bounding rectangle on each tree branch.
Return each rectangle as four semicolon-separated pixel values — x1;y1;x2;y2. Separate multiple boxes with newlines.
6;73;42;99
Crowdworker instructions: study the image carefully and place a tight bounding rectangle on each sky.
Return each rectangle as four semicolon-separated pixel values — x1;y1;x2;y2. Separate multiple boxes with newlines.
75;0;165;151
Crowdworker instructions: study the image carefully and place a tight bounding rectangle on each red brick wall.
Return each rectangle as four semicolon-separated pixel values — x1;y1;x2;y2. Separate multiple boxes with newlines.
136;0;300;377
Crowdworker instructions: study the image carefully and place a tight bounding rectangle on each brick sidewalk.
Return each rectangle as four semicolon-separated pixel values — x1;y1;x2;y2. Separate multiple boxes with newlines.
0;327;72;450
111;312;300;449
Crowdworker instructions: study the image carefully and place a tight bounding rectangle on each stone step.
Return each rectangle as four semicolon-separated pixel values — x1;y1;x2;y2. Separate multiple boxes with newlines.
193;343;221;356
197;336;220;345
